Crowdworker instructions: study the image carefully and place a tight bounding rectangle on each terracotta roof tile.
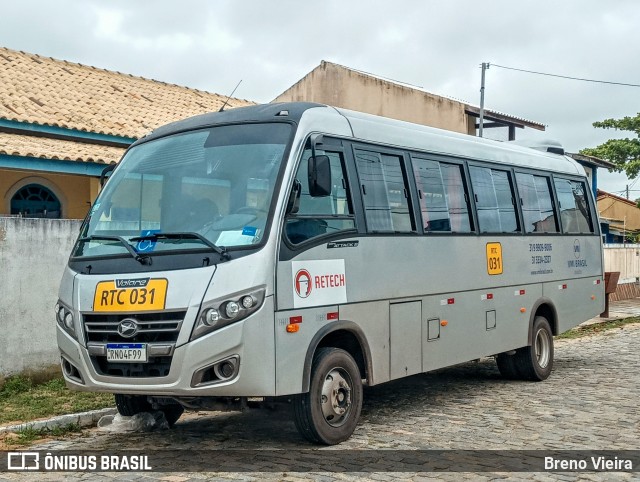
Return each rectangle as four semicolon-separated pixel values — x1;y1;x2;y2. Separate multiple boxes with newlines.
0;47;255;140
0;132;125;164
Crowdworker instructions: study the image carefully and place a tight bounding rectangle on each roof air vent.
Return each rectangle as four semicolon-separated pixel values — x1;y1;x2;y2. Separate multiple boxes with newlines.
509;139;565;155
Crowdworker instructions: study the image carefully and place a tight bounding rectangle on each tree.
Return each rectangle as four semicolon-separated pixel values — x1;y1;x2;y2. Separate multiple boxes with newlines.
580;113;640;178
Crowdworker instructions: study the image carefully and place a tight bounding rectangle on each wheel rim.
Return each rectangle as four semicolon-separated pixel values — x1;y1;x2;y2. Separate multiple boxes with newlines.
534;327;551;368
320;367;353;427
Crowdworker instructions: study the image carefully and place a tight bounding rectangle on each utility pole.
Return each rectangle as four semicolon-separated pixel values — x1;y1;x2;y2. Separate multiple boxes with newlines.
627;184;630;200
479;62;490;138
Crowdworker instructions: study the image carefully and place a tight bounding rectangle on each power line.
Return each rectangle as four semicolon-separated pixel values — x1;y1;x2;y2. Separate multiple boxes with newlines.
490;64;640;88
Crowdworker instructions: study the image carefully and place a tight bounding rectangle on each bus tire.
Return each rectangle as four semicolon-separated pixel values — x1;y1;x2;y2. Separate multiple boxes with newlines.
114;394;151;416
292;347;363;445
514;316;554;381
495;353;520;379
160;404;184;427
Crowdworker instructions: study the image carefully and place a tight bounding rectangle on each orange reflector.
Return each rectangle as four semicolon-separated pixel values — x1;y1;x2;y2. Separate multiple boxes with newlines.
286;324;300;333
289;316;302;325
441;320;448;326
327;312;339;320
520;307;526;313
591;295;596;300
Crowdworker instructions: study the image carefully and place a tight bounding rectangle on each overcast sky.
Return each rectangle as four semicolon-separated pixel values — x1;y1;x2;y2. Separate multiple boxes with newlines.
3;0;639;196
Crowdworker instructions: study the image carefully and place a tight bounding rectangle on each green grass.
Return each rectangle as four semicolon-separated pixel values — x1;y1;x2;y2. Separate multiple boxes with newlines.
0;375;113;426
557;317;640;339
14;423;83;445
0;317;637;435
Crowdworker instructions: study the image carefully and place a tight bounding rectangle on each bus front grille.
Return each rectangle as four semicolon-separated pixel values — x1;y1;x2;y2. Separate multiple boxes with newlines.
82;311;185;344
83;311;186;378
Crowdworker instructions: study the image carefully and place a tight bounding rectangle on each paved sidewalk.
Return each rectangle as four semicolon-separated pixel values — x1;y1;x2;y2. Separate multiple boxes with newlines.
1;319;637;480
582;296;640;325
1;297;638;438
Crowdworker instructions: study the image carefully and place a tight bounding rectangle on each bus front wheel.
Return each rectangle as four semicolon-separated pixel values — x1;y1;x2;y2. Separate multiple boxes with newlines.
495;352;520;379
514;316;554;381
115;394;151;416
114;394;184;427
292;347;363;445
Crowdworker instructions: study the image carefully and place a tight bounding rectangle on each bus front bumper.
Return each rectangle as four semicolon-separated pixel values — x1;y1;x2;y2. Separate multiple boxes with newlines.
56;306;276;398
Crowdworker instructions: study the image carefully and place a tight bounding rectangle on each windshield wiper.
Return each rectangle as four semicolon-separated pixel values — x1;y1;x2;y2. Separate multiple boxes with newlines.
79;235;151;265
129;232;231;260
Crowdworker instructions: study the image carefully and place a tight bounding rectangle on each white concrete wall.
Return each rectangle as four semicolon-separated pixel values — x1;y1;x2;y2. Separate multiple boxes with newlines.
0;221;635;377
0;217;81;376
603;244;640;283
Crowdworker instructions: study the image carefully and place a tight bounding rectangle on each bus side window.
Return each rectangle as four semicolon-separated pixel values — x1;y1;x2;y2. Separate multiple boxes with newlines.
554;178;593;233
470;166;519;233
412;158;472;233
355;150;413;233
516;173;558;233
285;150;355;245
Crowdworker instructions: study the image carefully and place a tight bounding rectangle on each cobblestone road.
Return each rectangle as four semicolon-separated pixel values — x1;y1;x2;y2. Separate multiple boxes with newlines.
2;324;639;481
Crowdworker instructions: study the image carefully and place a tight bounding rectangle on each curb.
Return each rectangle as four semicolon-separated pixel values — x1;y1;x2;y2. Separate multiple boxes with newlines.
0;407;116;434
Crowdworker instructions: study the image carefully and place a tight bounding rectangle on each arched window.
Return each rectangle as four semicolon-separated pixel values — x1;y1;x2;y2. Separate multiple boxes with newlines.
10;184;61;218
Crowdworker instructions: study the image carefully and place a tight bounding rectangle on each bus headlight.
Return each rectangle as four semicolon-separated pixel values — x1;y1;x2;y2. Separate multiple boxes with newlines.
203;308;220;326
225;301;240;319
241;295;254;309
191;286;266;341
64;312;74;330
55;300;77;339
56;304;65;324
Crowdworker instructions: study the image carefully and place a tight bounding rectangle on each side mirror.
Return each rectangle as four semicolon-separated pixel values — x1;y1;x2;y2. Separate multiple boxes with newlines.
308;155;331;197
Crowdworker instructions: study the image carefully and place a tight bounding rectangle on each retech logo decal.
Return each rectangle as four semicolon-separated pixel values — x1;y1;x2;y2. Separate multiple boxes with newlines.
291;260;347;308
294;269;313;298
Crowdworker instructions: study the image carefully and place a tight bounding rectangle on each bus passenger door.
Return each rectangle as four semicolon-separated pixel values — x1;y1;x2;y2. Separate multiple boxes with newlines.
277;145;357;309
275;145;359;394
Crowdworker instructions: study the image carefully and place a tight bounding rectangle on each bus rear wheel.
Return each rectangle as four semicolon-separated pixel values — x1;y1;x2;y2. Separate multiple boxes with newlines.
514;316;554;381
292;347;363;445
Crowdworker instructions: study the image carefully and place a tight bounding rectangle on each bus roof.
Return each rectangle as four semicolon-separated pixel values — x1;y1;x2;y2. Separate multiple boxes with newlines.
330;106;583;177
134;102;324;146
136;102;584;177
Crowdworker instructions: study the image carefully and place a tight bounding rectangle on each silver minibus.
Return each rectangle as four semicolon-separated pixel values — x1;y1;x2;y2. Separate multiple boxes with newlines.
56;102;605;444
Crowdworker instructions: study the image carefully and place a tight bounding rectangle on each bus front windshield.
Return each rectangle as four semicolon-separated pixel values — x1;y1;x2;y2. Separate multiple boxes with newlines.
73;123;291;259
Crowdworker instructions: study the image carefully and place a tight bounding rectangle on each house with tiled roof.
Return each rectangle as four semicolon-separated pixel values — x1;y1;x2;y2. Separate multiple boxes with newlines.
0;47;253;219
2;50;602;222
597;189;640;243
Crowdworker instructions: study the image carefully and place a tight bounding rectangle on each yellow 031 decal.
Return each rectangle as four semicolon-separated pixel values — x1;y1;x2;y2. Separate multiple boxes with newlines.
486;242;503;275
93;279;168;312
